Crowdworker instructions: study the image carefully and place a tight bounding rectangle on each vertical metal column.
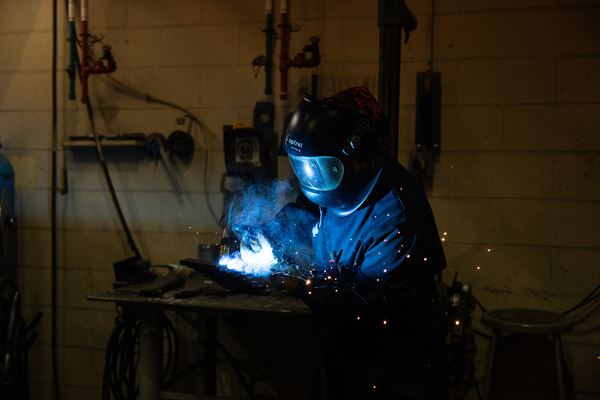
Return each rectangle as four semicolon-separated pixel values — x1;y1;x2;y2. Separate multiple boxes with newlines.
483;331;498;400
204;314;218;396
377;0;417;159
378;23;401;158
554;335;566;400
139;307;162;400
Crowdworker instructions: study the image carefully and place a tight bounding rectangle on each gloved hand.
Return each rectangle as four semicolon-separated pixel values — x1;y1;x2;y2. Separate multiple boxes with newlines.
271;259;365;315
269;272;306;295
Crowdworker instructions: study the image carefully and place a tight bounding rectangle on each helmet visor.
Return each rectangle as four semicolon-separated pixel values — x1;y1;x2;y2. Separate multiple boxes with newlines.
289;155;344;191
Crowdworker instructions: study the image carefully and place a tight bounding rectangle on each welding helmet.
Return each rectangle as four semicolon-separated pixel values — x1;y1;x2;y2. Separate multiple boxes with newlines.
283;87;386;216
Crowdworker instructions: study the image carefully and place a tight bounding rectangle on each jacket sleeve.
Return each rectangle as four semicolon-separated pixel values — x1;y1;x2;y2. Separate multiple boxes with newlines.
295;224;425;322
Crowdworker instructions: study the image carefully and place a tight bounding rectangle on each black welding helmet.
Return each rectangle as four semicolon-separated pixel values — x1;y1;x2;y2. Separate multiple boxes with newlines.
283;87;386;216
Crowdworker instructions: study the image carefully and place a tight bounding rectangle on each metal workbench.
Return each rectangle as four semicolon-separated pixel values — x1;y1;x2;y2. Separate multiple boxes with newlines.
88;273;310;400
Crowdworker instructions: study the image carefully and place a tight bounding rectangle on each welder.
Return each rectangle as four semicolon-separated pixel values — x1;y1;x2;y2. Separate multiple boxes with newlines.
281;87;448;400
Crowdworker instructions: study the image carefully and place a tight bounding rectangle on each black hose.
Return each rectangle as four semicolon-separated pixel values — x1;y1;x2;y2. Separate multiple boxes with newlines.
83;100;143;260
563;283;600;315
102;309;179;399
473;295;486;313
102;75;221;227
51;0;61;399
102;309;140;400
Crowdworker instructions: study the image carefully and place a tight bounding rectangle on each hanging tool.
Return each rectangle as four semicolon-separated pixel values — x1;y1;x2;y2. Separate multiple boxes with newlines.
409;0;441;183
67;0;78;100
79;0;117;104
278;0;321;100
144;133;185;202
251;0;275;95
167;130;195;159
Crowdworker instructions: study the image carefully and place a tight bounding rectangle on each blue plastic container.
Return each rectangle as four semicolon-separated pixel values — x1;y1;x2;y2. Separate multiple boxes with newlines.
0;152;15;278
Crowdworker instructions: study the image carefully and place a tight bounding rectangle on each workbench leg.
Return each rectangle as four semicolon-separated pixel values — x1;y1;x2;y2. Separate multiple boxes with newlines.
204;314;218;396
140;307;162;400
554;334;566;400
483;330;498;400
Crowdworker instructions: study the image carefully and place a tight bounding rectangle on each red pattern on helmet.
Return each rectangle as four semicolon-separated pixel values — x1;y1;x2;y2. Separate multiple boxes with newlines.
323;87;384;123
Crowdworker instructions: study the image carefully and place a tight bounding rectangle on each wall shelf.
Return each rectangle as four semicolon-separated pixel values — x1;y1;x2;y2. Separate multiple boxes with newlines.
63;139;146;148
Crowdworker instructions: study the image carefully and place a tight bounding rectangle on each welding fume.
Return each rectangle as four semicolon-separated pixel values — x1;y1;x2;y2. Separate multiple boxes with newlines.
218;87;448;400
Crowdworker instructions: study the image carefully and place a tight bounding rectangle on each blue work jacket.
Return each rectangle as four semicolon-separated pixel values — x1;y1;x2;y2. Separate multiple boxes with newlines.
311;156;446;313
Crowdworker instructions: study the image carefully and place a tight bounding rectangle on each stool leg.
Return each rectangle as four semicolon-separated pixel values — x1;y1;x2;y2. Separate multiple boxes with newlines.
483;330;498;400
553;334;566;400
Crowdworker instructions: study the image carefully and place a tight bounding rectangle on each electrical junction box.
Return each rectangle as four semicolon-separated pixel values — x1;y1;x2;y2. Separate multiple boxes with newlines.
223;126;271;177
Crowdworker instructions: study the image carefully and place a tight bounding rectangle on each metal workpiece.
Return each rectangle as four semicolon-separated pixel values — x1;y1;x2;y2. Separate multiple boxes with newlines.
88;274;310;315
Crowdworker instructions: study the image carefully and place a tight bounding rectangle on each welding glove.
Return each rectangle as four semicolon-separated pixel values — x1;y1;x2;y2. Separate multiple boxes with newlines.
273;259;378;320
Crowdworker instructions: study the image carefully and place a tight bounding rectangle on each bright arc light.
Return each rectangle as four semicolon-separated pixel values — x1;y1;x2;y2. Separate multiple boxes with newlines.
218;233;277;277
240;232;276;269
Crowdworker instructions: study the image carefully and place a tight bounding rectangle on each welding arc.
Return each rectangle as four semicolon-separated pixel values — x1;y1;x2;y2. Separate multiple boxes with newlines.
101;75;221;227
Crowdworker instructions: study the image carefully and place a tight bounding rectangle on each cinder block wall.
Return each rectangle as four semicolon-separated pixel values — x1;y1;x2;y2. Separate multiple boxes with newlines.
0;0;598;398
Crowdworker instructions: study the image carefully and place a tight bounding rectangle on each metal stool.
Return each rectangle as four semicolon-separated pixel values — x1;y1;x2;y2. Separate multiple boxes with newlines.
482;308;574;400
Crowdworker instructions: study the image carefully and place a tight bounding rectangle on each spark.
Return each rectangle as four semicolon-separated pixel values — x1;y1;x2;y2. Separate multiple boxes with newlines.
406;254;411;259
306;279;311;286
423;257;428;261
455;320;460;326
382;320;388;325
443;232;447;236
476;266;481;270
487;248;491;252
356;316;361;320
383;269;387;273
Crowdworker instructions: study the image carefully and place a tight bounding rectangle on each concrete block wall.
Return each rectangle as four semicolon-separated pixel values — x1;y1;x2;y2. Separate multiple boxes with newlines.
0;0;598;398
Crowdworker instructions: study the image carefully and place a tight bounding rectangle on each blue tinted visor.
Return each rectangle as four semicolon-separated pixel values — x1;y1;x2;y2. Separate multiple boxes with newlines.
288;155;344;191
